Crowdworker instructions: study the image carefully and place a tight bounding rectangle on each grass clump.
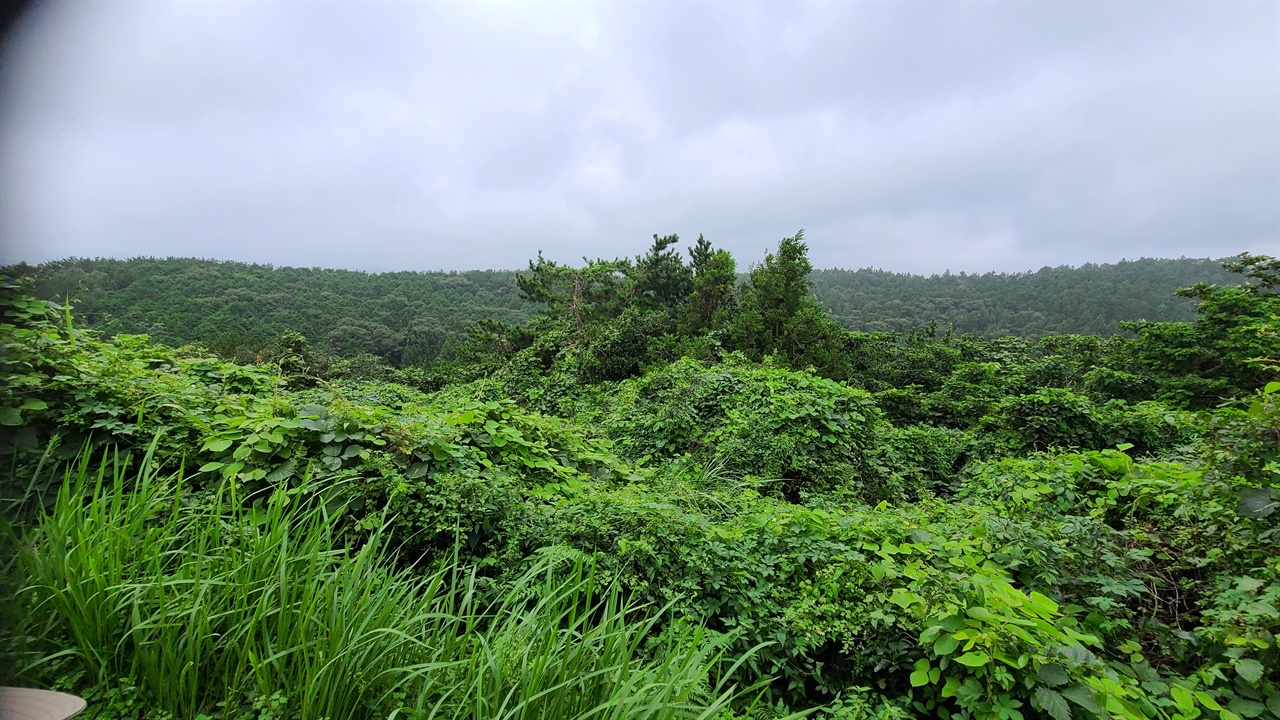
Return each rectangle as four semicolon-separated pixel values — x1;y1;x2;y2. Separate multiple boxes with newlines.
8;445;773;720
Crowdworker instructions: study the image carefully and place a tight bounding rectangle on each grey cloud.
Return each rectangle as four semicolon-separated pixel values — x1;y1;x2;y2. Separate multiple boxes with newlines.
1;0;1275;274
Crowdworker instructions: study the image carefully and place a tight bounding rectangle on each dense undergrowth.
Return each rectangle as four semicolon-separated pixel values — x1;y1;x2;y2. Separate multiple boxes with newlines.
7;446;766;720
1;238;1277;720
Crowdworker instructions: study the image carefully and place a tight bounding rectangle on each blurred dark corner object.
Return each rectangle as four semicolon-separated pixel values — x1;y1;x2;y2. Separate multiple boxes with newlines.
1;0;40;53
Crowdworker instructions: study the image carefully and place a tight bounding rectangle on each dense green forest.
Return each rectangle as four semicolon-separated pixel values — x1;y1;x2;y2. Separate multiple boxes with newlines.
4;254;1232;367
2;234;1277;720
8;258;529;366
811;260;1234;337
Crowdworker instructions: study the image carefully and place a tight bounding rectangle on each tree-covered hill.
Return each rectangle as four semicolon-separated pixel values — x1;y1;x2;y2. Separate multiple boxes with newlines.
812;258;1235;337
4;253;1234;366
7;257;529;366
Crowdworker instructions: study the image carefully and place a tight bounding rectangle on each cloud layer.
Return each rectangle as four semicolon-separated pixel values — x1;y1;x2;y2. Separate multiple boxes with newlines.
1;1;1276;273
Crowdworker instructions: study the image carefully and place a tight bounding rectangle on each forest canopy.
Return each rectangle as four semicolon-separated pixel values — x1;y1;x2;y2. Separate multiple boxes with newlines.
4;251;1234;368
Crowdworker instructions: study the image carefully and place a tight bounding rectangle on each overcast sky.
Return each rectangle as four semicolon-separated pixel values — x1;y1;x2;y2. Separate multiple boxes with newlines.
1;1;1276;274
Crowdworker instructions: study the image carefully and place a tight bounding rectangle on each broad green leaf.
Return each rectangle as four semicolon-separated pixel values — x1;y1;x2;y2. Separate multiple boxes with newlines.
205;438;233;452
889;591;921;609
994;649;1022;668
1234;658;1264;684
910;659;931;687
1032;687;1072;720
0;407;21;426
1036;664;1069;687
1054;644;1096;665
1169;685;1195;710
1228;698;1266;718
965;606;994;622
1236;489;1278;519
954;651;989;667
1238;576;1265;593
198;461;225;472
1027;591;1059;615
1194;691;1222;711
20;398;47;410
266;459;297;484
1060;685;1100;714
941;677;962;698
933;635;959;655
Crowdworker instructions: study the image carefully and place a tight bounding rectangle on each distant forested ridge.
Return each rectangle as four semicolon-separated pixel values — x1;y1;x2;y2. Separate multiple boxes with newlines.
7;257;528;366
5;254;1234;366
812;258;1235;336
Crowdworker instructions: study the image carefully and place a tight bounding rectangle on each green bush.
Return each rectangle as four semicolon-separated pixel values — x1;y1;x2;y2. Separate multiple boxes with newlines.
980;388;1104;453
596;357;883;500
868;424;973;498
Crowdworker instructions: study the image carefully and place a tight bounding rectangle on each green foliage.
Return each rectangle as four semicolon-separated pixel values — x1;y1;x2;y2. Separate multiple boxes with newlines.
517;252;634;336
687;236;739;332
981;388;1106;453
730;231;835;367
975;390;1199;457
1111;253;1280;407
635;233;695;310
957;432;1280;714
592;357;883;500
3;248;1278;719
868;424;972;497
0;280;77;457
452;318;537;371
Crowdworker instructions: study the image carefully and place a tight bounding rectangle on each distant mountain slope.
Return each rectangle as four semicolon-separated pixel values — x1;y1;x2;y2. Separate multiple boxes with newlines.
8;257;529;365
5;255;1235;365
812;258;1234;337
